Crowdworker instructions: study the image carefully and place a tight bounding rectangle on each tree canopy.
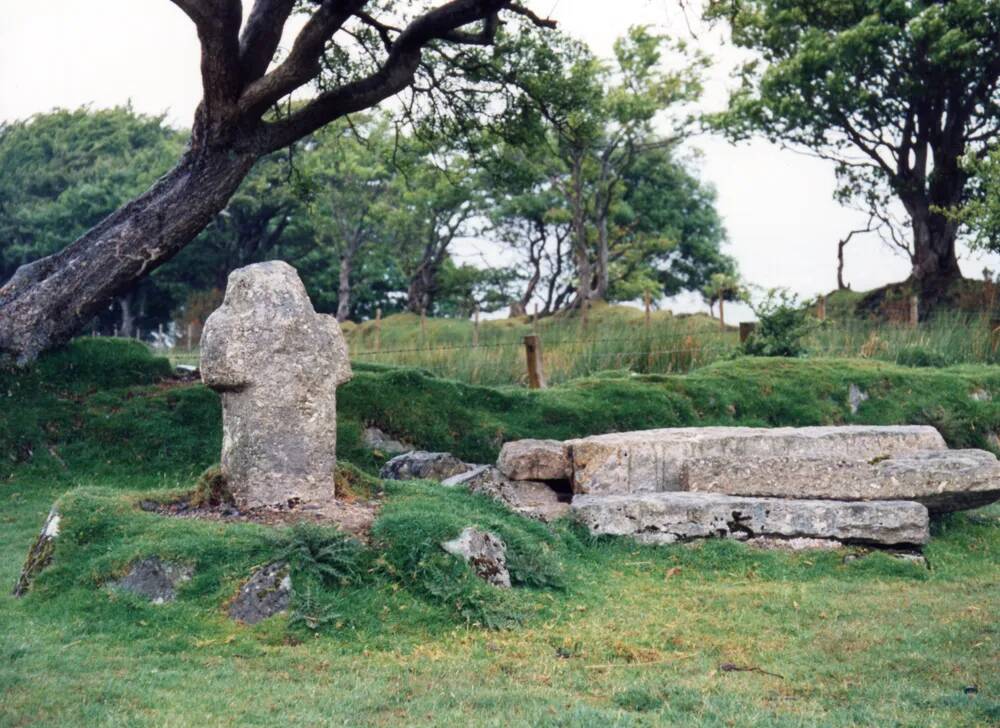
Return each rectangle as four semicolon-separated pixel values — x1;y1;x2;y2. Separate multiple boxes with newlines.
708;0;1000;295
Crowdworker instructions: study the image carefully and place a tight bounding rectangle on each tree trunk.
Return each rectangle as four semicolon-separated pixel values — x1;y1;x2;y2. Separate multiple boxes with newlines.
407;267;434;314
595;212;609;300
118;290;136;339
910;210;962;291
0;147;257;363
336;253;353;323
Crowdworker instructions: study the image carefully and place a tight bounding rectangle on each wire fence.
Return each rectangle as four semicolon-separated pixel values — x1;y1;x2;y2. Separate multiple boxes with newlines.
149;309;1000;387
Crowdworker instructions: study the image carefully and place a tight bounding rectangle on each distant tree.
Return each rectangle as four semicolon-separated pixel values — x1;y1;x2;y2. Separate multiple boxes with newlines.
701;272;746;329
0;1;556;364
488;27;722;309
708;0;1000;300
383;137;482;314
954;149;1000;252
299;116;397;321
0;107;185;335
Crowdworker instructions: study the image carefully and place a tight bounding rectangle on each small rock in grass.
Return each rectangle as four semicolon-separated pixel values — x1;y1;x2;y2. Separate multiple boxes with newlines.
107;557;194;604
12;506;61;597
970;388;992;402
848;384;869;414
441;527;511;588
379;451;470;481
228;562;292;624
362;427;410;455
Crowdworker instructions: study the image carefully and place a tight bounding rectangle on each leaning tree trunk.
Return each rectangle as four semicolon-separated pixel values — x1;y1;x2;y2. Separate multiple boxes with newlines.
0;147;256;364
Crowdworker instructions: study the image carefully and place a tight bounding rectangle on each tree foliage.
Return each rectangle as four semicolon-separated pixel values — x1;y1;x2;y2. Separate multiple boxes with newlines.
708;0;1000;290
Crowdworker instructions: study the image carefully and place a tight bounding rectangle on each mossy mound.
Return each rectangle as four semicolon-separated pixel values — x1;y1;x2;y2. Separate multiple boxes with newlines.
5;339;1000;484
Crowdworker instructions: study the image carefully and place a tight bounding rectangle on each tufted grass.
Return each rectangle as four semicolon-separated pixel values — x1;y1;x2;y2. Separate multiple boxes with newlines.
0;339;998;726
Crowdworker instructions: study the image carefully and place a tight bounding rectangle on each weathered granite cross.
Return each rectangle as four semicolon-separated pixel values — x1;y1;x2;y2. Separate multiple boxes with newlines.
200;261;352;508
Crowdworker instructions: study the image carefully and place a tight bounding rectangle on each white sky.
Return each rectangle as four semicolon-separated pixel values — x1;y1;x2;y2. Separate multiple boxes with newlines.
2;0;998;318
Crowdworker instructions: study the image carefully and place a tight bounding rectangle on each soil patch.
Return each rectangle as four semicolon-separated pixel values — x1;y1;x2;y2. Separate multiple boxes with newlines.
140;495;381;542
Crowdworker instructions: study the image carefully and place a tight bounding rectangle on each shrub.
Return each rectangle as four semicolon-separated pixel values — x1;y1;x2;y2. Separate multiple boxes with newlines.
895;346;953;368
743;289;816;358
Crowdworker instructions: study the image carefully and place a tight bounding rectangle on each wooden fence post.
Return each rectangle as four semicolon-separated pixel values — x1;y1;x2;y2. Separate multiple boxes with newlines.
718;297;726;331
473;305;480;348
816;295;827;321
375;307;382;352
523;334;546;389
910;294;919;327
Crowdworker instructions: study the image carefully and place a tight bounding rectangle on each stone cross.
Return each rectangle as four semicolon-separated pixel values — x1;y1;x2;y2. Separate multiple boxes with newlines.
200;261;352;508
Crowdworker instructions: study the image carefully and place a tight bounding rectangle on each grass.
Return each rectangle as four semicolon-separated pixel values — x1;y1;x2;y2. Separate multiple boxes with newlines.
165;301;1000;387
1;339;998;726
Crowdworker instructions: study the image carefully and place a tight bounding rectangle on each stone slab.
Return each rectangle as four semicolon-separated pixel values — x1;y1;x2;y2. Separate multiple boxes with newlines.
571;492;929;546
684;449;1000;513
497;439;572;481
444;466;571;522
566;426;947;495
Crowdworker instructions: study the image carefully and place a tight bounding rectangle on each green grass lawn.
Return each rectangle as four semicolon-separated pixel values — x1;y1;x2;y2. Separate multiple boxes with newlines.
1;340;998;726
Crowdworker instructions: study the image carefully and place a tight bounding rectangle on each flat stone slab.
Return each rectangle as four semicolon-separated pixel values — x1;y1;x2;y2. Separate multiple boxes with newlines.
685;449;1000;513
107;557;194;604
444;466;571;522
566;426;947;495
497;439;572;482
571;492;929;546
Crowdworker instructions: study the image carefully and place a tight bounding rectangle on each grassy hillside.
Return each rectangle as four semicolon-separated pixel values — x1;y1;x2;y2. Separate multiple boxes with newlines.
339;302;1000;386
1;340;998;726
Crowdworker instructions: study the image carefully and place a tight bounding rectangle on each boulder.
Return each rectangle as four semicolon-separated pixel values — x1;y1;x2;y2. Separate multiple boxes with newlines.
228;562;292;624
848;384;869;414
571;492;929;547
684;448;1000;513
106;557;194;604
566;426;947;495
444;466;571;522
12;506;60;597
362;427;410;455
379;451;470;481
441;527;511;587
497;439;571;482
200;261;352;508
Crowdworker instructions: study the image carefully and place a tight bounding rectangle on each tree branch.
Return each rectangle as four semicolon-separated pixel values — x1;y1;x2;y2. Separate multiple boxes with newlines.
238;0;298;83
238;0;368;118
257;0;527;153
171;0;244;134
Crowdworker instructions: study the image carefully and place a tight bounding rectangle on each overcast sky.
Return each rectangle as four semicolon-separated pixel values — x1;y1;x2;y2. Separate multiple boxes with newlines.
2;0;998;317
